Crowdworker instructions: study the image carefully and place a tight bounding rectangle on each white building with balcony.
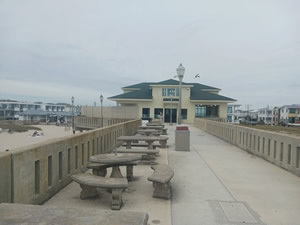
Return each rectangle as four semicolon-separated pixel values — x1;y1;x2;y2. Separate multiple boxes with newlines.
0;100;73;122
258;107;274;125
227;104;241;123
279;104;300;124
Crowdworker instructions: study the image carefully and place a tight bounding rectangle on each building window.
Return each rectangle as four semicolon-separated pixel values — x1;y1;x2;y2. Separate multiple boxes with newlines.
167;88;175;96
154;108;163;119
195;105;206;117
289;117;295;123
290;108;296;113
163;88;179;97
181;109;187;120
195;105;219;118
227;106;232;113
142;108;150;118
227;116;232;122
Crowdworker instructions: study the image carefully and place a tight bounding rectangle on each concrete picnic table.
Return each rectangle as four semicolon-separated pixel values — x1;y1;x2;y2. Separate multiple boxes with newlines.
0;203;149;225
138;126;168;135
137;129;161;136
117;135;168;149
139;125;164;130
146;123;164;128
89;153;142;178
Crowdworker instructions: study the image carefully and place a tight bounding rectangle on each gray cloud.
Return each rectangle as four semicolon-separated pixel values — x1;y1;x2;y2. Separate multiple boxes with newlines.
0;0;299;108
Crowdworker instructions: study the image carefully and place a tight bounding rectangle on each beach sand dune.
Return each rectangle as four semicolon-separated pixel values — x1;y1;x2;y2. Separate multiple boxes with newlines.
0;125;73;152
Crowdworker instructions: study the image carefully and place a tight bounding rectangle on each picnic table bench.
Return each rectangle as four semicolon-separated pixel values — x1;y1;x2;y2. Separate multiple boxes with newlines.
118;135;168;149
137;129;161;136
147;164;174;200
138;126;168;135
117;148;160;162
72;173;128;210
146;123;164;128
87;162;137;181
122;142;161;149
0;203;149;225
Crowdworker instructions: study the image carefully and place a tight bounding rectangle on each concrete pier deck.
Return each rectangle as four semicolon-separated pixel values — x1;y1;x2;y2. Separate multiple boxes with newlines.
44;124;300;225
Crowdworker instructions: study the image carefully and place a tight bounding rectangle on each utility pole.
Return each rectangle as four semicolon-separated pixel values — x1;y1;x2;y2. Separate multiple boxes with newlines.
170;96;173;125
266;104;269;125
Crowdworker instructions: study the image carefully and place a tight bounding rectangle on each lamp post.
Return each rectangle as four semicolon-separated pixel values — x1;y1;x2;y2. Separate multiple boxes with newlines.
71;96;75;134
176;63;185;125
170;95;173;125
100;94;103;127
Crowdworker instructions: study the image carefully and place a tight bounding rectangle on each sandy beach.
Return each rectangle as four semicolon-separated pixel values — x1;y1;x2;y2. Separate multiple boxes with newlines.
0;125;74;152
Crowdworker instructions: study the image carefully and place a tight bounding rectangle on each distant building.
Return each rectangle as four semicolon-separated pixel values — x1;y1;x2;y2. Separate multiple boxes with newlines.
258;107;274;125
249;110;258;124
272;107;280;125
0;100;74;122
227;104;241;123
279;105;300;124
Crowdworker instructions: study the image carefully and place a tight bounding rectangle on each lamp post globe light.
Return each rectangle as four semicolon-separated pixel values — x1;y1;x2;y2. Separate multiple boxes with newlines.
71;96;75;134
100;94;104;127
176;63;185;125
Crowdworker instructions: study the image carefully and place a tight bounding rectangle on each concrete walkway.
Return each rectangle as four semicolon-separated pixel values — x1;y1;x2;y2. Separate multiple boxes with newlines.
44;124;300;225
168;124;300;225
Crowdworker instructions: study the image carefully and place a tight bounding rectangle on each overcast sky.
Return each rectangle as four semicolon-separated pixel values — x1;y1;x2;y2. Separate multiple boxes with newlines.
0;0;299;109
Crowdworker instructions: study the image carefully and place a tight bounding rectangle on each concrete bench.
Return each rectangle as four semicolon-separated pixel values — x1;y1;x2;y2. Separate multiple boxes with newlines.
147;164;174;200
138;126;167;135
118;136;168;149
146;123;164;128
72;173;128;210
87;162;137;181
0;203;149;225
122;142;161;149
137;129;161;136
117;149;160;162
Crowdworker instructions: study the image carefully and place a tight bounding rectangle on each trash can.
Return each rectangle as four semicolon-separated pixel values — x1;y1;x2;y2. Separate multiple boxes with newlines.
175;125;190;151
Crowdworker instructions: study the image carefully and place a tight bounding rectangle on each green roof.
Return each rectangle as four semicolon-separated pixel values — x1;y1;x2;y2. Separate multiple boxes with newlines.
109;79;235;101
153;79;220;90
190;88;235;101
109;89;152;100
122;82;154;89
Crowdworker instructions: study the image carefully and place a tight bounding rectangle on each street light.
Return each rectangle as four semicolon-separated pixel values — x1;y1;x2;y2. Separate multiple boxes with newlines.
100;94;103;127
71;96;75;134
176;63;185;125
170;95;173;126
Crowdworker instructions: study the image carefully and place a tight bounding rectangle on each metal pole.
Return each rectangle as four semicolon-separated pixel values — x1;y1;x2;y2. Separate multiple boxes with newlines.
170;96;173;125
178;77;182;125
71;96;75;134
101;99;103;128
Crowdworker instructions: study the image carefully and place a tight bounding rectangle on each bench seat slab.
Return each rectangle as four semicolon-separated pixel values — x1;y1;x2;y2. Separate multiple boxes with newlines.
72;174;128;189
72;174;128;210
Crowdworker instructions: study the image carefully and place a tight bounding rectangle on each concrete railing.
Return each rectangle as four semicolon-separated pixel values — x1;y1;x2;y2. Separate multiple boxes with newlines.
195;118;300;177
74;116;130;130
0;119;141;204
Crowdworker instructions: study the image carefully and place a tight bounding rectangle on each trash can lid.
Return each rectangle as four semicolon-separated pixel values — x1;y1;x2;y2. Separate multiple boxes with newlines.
176;125;189;130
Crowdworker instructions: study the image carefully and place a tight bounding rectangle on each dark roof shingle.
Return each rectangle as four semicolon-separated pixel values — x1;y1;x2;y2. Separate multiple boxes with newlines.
109;79;235;101
109;89;152;100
